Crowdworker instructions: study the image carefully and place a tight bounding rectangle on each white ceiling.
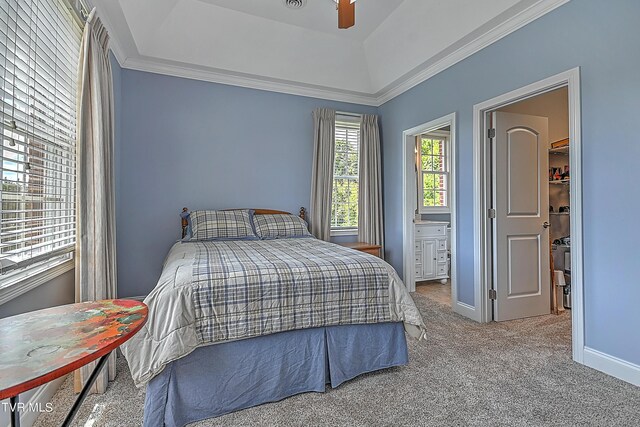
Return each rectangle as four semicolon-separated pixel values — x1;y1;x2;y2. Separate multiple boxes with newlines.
90;0;569;105
196;0;405;41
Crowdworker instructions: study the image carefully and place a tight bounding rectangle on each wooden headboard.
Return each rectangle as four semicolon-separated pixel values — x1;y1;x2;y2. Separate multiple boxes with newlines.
181;207;307;239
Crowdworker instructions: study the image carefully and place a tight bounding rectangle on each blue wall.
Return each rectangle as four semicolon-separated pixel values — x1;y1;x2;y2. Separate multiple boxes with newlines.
379;0;640;364
116;70;376;297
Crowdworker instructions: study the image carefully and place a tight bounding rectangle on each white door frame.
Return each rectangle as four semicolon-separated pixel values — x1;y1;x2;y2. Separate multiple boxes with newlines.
472;67;584;363
402;113;462;315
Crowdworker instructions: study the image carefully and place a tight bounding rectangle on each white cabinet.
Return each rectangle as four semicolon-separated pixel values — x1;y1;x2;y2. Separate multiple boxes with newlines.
415;221;449;283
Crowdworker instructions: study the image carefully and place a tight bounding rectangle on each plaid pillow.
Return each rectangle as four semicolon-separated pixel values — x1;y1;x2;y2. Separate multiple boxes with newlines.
190;210;257;240
253;214;312;239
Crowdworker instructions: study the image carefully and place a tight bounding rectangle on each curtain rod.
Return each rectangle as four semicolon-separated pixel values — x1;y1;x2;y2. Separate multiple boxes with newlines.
66;0;90;23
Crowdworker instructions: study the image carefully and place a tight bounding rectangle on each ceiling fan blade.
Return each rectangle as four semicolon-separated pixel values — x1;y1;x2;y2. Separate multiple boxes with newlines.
338;0;355;29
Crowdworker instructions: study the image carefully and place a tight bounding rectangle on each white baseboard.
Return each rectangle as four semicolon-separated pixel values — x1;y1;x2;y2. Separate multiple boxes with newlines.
454;301;481;322
2;376;66;427
583;347;640;387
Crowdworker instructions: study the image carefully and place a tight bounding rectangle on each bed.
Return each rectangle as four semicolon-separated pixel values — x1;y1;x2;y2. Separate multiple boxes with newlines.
121;208;426;427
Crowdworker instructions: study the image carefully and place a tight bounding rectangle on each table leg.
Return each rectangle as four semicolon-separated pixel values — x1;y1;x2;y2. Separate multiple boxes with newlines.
10;395;20;427
61;352;111;427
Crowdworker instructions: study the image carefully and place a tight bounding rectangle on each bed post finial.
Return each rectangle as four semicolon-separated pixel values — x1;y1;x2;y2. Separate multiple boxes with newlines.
181;207;189;239
299;207;306;222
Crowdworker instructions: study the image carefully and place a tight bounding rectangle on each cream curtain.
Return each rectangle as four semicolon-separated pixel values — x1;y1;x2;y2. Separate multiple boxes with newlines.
358;114;384;250
310;108;336;241
74;9;117;394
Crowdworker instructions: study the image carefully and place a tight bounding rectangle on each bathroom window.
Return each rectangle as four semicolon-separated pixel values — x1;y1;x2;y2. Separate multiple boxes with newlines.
418;132;450;213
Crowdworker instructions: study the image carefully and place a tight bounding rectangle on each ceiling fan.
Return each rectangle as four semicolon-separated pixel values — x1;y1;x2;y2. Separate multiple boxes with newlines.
334;0;356;29
284;0;357;29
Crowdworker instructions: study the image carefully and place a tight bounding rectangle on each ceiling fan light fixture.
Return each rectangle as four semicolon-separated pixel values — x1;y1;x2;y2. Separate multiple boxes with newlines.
283;0;306;10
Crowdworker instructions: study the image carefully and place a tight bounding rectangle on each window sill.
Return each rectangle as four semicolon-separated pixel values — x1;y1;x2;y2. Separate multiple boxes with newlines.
331;228;358;237
418;208;451;215
0;259;75;306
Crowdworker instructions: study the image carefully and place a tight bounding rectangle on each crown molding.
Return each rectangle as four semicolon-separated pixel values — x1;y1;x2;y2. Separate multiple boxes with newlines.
103;0;569;107
84;0;128;64
107;29;127;65
120;56;380;106
106;32;127;65
374;0;570;105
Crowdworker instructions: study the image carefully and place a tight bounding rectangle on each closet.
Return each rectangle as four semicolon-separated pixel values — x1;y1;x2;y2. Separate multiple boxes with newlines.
549;138;571;310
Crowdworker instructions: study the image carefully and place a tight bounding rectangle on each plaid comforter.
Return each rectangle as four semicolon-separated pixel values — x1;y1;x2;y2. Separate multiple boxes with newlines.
191;239;391;343
122;238;426;387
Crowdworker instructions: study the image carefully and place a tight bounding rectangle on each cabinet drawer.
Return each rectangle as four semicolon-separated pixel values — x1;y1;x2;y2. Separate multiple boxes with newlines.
415;224;447;237
415;264;422;277
414;241;421;250
432;225;446;236
415;253;422;263
437;264;448;276
437;251;447;263
415;226;428;237
437;239;447;250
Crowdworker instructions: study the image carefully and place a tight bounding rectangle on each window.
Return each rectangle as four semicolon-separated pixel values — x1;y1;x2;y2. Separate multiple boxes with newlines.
331;116;360;232
418;132;450;213
0;0;82;284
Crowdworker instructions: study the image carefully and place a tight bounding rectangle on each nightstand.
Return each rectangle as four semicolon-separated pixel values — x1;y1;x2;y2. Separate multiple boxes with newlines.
339;242;382;258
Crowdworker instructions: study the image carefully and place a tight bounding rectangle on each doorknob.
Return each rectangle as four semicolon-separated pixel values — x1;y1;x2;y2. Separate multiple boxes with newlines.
543;222;550;229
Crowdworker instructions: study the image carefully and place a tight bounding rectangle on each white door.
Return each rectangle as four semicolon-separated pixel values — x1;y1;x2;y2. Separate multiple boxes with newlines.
422;239;437;279
492;112;550;321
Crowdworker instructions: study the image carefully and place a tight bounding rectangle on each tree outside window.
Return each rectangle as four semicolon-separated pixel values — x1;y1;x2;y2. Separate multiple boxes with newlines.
331;118;360;231
418;133;450;213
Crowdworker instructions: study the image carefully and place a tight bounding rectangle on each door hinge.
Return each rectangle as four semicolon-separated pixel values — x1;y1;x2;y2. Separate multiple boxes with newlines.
488;208;496;219
489;289;497;300
488;128;496;139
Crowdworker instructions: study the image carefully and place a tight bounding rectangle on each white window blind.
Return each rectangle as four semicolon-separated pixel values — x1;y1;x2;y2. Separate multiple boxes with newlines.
331;115;360;229
0;0;81;279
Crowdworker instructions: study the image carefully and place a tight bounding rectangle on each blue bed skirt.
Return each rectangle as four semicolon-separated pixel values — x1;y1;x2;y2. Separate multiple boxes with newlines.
143;322;408;427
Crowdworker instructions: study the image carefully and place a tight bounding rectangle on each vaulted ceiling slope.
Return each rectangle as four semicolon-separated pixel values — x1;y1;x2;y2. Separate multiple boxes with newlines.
90;0;569;105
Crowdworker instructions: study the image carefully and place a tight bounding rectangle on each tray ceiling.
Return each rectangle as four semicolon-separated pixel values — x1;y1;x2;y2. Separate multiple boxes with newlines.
196;0;404;41
90;0;569;105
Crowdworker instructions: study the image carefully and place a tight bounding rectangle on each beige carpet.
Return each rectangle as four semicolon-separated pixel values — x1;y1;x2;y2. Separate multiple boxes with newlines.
34;293;639;427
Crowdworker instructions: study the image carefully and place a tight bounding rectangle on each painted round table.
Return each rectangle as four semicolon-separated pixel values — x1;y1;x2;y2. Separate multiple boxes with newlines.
0;299;147;427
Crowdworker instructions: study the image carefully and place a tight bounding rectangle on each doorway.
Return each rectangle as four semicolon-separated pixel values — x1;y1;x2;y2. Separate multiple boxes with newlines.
472;68;584;362
491;87;573;321
402;113;459;314
494;87;572;321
